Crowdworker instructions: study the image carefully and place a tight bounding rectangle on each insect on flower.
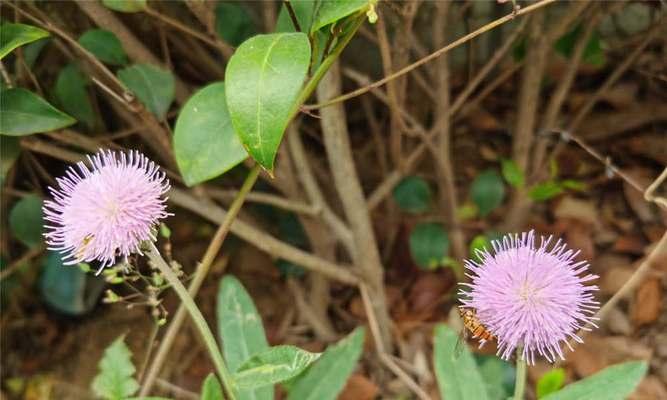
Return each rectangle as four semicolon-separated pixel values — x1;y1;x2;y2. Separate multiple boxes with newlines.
454;307;496;358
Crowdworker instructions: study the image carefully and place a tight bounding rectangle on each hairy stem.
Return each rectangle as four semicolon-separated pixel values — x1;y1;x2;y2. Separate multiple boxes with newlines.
145;242;237;400
513;347;527;400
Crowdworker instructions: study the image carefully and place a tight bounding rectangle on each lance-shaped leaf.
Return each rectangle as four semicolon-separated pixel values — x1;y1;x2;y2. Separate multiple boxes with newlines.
233;346;321;389
0;23;49;60
311;0;369;33
0;88;76;136
542;361;647;400
225;33;311;172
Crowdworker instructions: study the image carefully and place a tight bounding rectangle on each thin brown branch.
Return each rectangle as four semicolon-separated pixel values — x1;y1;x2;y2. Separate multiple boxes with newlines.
207;187;319;216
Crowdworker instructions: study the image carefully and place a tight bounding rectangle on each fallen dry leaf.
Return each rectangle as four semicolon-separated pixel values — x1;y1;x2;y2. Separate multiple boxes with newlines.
596;254;634;295
629;375;667;400
604;306;633;335
339;374;380;400
613;235;647;255
568;334;653;378
554;197;599;226
631;278;662;326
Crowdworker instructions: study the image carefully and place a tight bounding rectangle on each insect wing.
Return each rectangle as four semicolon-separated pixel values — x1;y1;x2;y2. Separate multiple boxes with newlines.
454;326;468;358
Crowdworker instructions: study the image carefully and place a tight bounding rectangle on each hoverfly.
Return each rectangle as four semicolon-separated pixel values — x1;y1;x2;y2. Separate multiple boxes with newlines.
454;307;495;357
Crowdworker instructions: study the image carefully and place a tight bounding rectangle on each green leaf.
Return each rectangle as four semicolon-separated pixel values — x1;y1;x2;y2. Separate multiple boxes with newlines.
23;37;50;69
1;136;21;184
500;158;524;188
560;179;587;192
542;361;647;400
433;324;490;400
469;235;490;263
225;33;311;171
409;223;449;270
234;345;321;389
54;63;96;130
0;23;49;60
0;88;76;136
537;368;566;399
311;0;369;33
287;327;365;400
201;373;224;400
174;82;247;186
392;176;431;213
528;181;563;202
470;170;505;217
91;335;139;400
78;29;128;66
276;0;317;33
40;252;103;315
215;3;256;46
476;355;515;400
9;194;43;248
117;64;175;119
101;0;146;13
217;275;272;400
554;25;606;67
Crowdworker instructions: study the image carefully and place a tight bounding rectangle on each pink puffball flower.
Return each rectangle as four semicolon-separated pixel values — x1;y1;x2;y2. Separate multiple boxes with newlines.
43;150;170;271
459;230;600;365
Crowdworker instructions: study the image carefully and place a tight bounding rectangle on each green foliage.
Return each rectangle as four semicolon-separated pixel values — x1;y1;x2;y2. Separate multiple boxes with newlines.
233;345;321;389
217;275;272;400
40;252;103;315
555;25;606;66
1;136;21;184
276;0;317;33
117;64;175;119
0;88;75;136
392;176;432;213
310;0;369;33
287;327;365;400
23;37;50;69
101;0;146;13
409;223;449;270
528;181;563;202
78;29;128;66
469;235;490;262
54;63;96;130
470;170;505;216
537;368;566;398
0;22;49;60
201;373;224;400
476;355;515;400
215;3;255;46
9;194;43;248
174;82;247;185
542;361;647;400
91;335;139;400
500;158;524;188
433;324;489;400
225;33;311;172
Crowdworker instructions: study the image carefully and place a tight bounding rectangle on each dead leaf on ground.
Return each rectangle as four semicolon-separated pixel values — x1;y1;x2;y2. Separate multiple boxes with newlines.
568;334;652;378
596;254;633;295
629;375;667;400
631;278;662;326
339;374;380;400
554;197;599;226
613;235;647;255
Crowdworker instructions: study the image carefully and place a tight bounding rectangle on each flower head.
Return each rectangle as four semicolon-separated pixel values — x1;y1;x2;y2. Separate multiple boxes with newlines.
43;150;170;270
459;230;599;364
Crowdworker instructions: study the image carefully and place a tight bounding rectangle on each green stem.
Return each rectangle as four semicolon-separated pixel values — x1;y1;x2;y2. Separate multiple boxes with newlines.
513;346;527;400
146;241;237;400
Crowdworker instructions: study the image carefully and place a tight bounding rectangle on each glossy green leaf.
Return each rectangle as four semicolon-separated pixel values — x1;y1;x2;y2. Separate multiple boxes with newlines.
174;82;247;186
201;373;224;400
91;335;139;400
0;88;76;136
529;181;563;202
234;345;321;389
217;275;272;400
276;0;317;33
470;170;505;216
1;136;21;184
311;0;369;33
40;252;103;315
469;235;490;263
79;29;128;66
9;194;43;248
23;37;50;68
500;158;524;188
537;368;566;399
54;63;96;130
409;223;449;270
0;23;49;60
542;361;647;400
117;64;174;119
476;355;515;400
215;3;256;46
287;327;365;400
392;176;431;213
434;324;489;400
225;33;311;171
101;0;146;13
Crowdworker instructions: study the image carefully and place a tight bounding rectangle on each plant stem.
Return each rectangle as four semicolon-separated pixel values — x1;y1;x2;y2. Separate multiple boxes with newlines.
146;241;237;400
513;346;527;400
140;164;260;396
